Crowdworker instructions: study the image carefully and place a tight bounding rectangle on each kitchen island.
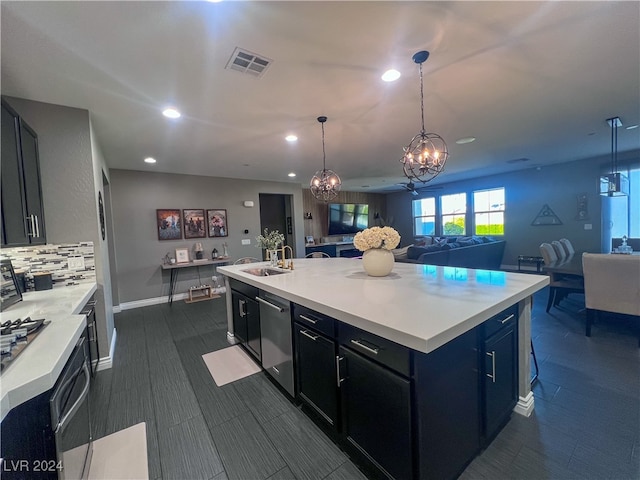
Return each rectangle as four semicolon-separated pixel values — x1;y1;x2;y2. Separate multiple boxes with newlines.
218;258;548;479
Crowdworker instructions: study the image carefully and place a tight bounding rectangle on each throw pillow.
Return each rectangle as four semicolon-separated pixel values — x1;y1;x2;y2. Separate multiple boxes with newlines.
392;245;411;260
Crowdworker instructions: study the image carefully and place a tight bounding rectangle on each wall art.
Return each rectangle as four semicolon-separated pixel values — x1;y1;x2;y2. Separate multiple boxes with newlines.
207;209;228;237
183;209;206;239
156;209;182;241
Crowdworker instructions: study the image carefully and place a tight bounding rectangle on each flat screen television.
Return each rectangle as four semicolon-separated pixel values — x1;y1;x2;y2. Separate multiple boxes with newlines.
328;203;369;235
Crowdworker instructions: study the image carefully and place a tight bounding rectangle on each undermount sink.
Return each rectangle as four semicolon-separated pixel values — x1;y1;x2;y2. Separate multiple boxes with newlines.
242;267;290;277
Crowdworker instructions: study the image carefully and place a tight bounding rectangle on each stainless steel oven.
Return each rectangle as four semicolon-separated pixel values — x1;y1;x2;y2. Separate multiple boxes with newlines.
50;333;92;479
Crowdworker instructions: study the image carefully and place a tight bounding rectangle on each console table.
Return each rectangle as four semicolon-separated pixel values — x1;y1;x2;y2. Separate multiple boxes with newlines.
161;258;229;305
305;242;360;258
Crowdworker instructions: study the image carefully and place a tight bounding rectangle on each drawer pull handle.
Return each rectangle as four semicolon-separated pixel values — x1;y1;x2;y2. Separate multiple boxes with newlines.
500;314;515;324
300;330;318;341
299;314;318;324
486;351;496;383
336;355;345;387
350;339;379;355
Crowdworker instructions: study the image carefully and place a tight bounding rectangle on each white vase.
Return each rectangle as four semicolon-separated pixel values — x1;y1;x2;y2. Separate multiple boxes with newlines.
362;248;394;277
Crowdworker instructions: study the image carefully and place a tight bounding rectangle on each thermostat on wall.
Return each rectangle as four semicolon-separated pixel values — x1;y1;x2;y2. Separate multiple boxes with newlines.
243;201;254;208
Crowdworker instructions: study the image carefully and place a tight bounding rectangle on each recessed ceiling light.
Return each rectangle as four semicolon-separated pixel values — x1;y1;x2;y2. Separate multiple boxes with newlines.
626;124;639;130
285;135;298;142
288;172;296;177
381;69;401;82
144;157;157;164
162;107;181;119
455;136;476;145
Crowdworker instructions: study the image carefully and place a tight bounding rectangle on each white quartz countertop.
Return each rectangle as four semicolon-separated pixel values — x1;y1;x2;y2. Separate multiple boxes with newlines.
0;282;97;421
218;259;548;353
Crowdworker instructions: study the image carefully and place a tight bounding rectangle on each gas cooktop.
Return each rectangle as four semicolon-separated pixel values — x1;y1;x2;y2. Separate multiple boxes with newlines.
0;317;50;374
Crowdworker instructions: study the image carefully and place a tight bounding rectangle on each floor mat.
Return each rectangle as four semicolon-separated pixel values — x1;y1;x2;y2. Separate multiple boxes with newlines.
89;422;148;479
202;345;261;386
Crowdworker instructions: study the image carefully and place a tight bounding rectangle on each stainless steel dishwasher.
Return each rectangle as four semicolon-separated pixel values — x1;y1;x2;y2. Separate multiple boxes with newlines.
256;290;294;396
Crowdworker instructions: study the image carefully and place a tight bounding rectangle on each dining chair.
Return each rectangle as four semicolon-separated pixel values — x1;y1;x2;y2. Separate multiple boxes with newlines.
551;240;567;261
233;257;260;265
559;238;575;256
582;253;640;346
305;252;331;258
539;243;583;312
539;243;558;265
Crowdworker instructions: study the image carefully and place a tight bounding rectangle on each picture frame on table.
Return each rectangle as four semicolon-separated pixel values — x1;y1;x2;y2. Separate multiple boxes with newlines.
156;209;182;241
305;236;315;245
183;209;206;239
207;209;228;237
175;248;189;264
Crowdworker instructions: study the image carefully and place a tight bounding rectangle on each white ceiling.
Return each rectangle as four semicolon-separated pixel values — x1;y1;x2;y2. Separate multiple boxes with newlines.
2;1;639;193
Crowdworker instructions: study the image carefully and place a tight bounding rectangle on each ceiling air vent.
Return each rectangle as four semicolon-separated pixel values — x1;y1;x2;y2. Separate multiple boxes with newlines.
225;48;272;78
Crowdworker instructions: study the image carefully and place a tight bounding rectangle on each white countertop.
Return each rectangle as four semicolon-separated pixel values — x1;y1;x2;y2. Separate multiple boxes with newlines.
0;282;97;421
218;259;549;353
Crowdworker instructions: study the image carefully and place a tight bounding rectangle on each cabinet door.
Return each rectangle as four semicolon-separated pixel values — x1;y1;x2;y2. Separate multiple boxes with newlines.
339;346;412;480
231;291;248;345
245;298;261;362
294;322;338;427
19;120;46;244
483;326;517;441
1;102;28;246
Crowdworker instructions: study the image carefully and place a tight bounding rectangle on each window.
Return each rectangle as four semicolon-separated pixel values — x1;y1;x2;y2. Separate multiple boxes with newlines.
473;188;505;235
412;197;436;236
441;193;467;235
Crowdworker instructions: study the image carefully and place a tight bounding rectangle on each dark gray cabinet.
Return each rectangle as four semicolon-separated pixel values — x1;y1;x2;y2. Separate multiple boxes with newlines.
481;306;518;443
230;280;261;362
288;297;521;480
1;99;46;247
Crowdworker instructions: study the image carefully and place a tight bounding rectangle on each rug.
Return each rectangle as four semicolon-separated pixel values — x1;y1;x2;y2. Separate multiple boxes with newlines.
88;422;148;479
202;345;261;387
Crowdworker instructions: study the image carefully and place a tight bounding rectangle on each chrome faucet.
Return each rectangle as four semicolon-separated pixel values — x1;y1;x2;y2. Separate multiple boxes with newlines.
278;245;294;270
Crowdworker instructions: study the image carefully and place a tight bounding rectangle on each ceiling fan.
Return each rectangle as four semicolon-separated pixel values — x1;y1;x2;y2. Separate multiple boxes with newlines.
396;180;442;196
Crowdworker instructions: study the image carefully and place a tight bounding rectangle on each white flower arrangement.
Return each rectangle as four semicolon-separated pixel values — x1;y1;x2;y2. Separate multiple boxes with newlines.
256;228;285;250
353;226;401;252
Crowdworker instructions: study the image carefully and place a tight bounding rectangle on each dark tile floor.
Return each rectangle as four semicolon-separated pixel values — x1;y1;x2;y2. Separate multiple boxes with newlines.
90;288;640;480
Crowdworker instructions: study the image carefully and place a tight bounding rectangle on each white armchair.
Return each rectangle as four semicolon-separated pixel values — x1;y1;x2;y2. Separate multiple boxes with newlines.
582;253;640;345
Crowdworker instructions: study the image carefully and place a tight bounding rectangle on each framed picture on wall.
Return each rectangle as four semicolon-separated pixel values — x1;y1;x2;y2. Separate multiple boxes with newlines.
175;248;189;264
207;209;228;237
183;209;206;239
156;209;182;241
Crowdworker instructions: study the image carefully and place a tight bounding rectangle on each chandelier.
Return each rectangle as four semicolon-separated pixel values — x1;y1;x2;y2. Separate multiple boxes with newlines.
400;50;448;184
599;116;628;196
310;116;341;201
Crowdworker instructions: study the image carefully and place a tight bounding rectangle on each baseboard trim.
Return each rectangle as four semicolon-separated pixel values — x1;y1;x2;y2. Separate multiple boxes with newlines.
96;327;117;371
119;294;189;311
514;391;535;417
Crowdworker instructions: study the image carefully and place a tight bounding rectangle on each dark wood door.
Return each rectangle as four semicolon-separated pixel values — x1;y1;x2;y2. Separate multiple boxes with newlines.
294;322;338;427
19;120;45;244
231;291;248;345
339;346;412;480
1;101;28;246
483;326;517;441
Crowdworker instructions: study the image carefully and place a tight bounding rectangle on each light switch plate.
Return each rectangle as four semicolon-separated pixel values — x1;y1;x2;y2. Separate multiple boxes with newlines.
68;256;85;270
584;223;593;230
241;239;251;245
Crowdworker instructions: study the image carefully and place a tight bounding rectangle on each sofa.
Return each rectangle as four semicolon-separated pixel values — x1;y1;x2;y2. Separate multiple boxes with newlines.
395;236;506;270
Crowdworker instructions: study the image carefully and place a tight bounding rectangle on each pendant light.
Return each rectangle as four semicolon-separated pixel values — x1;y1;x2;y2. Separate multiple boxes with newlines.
310;116;341;201
400;50;449;184
599;116;629;196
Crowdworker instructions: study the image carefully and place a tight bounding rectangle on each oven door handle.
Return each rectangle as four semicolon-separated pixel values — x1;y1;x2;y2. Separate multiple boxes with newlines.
54;362;90;435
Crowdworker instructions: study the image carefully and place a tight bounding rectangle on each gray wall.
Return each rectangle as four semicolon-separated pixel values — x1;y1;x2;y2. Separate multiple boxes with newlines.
4;96;115;358
109;169;305;304
386;150;640;267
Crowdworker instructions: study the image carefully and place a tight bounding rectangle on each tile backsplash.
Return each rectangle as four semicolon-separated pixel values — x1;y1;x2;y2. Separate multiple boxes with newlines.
0;242;95;290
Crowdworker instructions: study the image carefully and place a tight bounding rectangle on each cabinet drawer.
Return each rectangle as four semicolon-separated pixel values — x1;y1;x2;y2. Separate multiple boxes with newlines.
293;304;335;338
338;323;411;377
229;279;259;299
483;305;517;339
